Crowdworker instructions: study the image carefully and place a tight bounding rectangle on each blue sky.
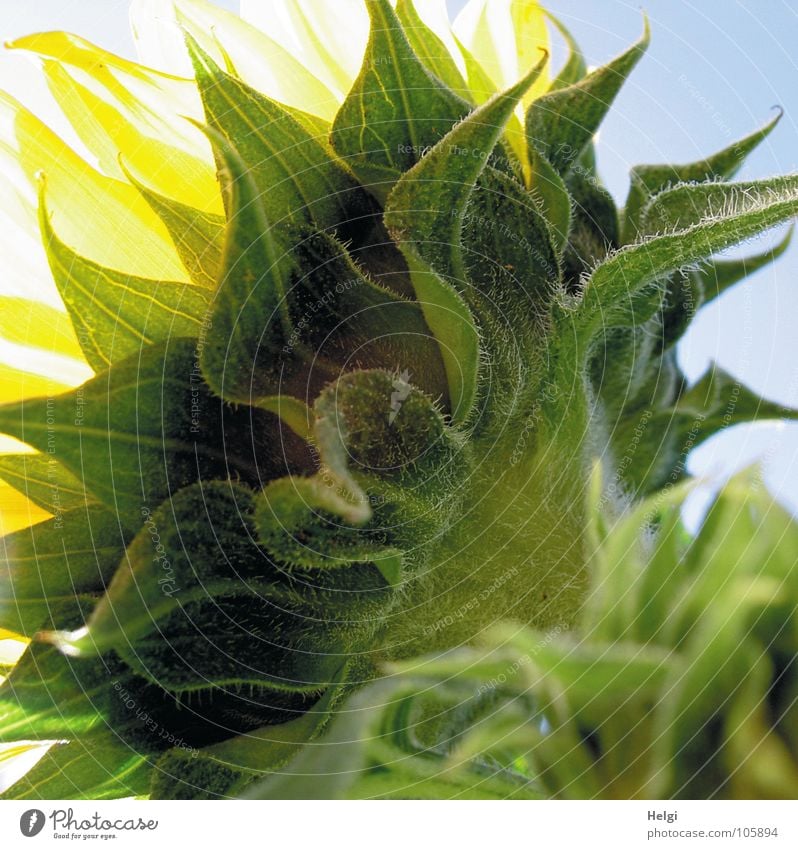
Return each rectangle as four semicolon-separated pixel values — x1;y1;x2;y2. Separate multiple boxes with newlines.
1;0;796;525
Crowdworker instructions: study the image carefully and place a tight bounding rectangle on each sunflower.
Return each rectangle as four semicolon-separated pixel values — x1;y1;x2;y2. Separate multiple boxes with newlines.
0;0;797;800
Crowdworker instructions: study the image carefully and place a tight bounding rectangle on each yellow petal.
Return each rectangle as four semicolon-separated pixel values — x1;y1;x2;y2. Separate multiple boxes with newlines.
0;92;188;281
453;33;497;105
510;0;551;103
132;0;339;121
0;297;83;362
0;631;29;667
0;437;34;455
0;743;37;763
239;0;369;101
47;61;220;214
0;477;51;535
8;32;221;215
0;336;91;386
0;360;78;405
453;0;549;103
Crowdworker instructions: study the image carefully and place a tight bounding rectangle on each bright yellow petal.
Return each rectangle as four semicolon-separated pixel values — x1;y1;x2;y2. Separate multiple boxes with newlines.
0;477;51;535
0;743;36;763
510;0;550;104
239;0;369;101
0;437;34;456
0;92;188;280
0;358;75;404
454;33;498;104
453;0;549;103
46;61;220;214
0;298;83;362
132;0;339;121
8;32;221;215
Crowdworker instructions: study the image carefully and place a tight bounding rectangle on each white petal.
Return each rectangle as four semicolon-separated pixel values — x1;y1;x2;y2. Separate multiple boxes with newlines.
134;0;339;119
0;92;188;281
240;0;369;101
130;0;193;76
454;0;548;98
410;0;467;78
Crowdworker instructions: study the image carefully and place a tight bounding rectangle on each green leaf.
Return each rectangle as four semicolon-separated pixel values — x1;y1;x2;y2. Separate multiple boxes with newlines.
395;0;469;96
0;339;286;522
0;505;124;635
96;573;385;695
641;175;798;235
49;481;266;656
699;225;793;303
386;55;548;283
255;476;404;585
528;143;572;254
675;364;798;434
331;0;472;197
609;365;798;496
656;270;704;351
38;183;210;372
724;654;798;799
242;683;379;800
385;59;553;426
194;127;290;402
635;503;690;643
526;18;649;176
1;730;151;800
149;682;345;799
0;596;231;749
0;609;111;741
0;453;95;514
186;34;370;241
576;174;798;334
50;482;388;715
652;613;759;799
400;251;481;424
545;11;586;91
50;480;391;698
122;160;224;289
622;110;782;242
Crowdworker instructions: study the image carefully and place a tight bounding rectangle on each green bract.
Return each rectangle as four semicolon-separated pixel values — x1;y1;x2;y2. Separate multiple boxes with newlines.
1;0;797;799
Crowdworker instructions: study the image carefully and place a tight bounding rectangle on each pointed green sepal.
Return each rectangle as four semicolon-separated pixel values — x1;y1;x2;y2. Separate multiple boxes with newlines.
699;225;793;303
38;178;210;372
120;157;224;290
0;453;94;514
185;33;370;239
623;110;783;241
331;0;472;199
526;17;650;175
